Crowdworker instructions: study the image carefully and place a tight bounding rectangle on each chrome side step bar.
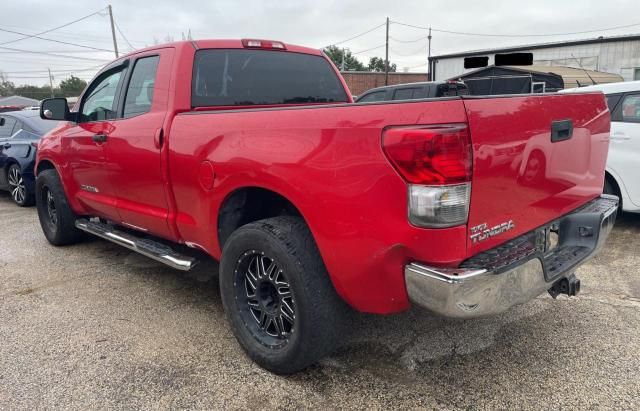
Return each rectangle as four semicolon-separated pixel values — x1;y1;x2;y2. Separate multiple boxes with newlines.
75;219;198;271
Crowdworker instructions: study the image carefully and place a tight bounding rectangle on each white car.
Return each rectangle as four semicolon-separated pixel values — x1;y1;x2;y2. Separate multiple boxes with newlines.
560;81;640;213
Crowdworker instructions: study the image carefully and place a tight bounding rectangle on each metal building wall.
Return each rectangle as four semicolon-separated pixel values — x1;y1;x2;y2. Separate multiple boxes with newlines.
433;39;640;82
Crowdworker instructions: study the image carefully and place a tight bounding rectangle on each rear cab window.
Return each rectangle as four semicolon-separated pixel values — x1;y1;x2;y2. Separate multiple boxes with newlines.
192;49;348;107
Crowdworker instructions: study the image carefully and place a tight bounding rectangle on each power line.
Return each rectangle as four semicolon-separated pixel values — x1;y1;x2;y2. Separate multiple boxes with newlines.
0;50;113;54
0;27;113;52
0;24;148;46
352;44;386;55
113;20;135;51
1;65;104;75
0;8;108;46
391;19;640;38
390;46;427;57
390;35;430;43
327;23;386;47
0;45;111;62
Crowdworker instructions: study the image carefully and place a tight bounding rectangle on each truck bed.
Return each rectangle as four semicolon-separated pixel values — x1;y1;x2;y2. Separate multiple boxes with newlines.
167;93;609;313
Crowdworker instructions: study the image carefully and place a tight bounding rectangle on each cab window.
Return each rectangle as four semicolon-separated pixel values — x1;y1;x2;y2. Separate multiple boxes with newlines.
392;88;417;100
606;94;622;113
620;94;640;123
123;56;160;118
80;68;124;122
357;91;387;103
0;116;17;138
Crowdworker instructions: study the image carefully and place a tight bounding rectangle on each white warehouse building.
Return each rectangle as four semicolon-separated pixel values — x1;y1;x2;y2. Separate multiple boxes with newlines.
430;34;640;83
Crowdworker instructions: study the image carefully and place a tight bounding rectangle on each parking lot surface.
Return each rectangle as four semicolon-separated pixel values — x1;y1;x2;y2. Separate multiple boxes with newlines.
1;191;639;409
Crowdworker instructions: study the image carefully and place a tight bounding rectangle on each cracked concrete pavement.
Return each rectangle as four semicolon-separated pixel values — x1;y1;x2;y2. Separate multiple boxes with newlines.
1;191;639;409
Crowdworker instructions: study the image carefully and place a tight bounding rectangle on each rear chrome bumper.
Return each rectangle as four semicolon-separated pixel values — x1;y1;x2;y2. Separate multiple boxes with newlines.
405;195;618;318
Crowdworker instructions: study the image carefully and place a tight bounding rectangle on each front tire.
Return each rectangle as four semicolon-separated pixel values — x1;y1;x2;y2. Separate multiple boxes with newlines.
220;216;347;374
35;169;84;246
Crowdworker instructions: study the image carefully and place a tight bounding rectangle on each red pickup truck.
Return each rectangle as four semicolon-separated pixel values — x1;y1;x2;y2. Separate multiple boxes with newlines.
36;39;618;374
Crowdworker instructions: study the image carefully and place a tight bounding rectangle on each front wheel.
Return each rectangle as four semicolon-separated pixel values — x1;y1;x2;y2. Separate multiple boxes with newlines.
35;169;84;246
220;216;348;374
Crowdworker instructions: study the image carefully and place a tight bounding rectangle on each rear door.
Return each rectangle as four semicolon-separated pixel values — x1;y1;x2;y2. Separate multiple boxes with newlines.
104;48;174;238
609;92;640;206
463;93;610;255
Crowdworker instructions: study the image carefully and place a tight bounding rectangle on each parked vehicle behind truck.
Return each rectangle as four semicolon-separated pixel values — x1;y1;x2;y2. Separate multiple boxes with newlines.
0;110;59;206
36;39;617;374
560;80;640;213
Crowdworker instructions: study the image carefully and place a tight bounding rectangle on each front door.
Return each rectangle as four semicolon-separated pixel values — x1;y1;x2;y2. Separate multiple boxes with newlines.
609;92;640;207
62;64;127;221
105;50;174;238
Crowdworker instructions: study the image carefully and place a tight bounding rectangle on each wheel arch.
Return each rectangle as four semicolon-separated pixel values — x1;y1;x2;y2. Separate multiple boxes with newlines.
35;158;58;175
217;186;307;251
605;169;623;208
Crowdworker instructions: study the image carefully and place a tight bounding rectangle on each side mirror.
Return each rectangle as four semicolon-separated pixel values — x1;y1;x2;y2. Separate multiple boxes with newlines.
40;98;70;121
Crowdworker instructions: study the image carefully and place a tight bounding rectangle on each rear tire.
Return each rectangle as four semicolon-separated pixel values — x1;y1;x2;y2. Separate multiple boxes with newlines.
219;216;348;374
35;169;84;246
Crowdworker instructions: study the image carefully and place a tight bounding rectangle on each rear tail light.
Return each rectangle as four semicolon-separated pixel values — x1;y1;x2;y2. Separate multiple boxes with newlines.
241;39;287;50
382;124;473;228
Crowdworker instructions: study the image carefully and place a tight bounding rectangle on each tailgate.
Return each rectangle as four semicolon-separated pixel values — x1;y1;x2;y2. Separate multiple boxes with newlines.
464;93;610;256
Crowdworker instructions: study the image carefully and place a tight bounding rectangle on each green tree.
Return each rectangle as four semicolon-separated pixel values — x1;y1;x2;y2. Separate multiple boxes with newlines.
323;45;365;71
13;84;53;101
0;72;16;97
367;57;397;73
59;75;87;97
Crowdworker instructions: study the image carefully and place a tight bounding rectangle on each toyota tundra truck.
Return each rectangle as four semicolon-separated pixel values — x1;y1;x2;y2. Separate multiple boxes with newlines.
35;39;618;374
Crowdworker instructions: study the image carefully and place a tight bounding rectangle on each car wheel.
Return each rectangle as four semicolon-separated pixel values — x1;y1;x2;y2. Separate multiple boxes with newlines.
35;169;84;246
521;150;546;186
220;216;348;374
7;164;34;207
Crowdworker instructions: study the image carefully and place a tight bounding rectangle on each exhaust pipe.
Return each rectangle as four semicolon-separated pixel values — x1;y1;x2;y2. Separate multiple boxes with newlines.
548;273;581;299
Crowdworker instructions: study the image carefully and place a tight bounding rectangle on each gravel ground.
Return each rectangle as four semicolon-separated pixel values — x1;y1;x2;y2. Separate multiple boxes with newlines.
1;191;639;410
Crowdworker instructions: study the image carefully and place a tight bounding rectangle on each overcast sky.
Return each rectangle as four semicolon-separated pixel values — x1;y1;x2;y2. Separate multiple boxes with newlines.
1;0;638;86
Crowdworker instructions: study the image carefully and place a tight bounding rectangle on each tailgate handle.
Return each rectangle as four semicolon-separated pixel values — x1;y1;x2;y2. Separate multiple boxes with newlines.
551;119;573;142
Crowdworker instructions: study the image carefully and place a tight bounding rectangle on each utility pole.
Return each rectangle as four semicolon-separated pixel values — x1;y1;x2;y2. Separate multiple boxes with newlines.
427;27;432;80
384;17;389;85
108;5;119;58
47;68;54;98
341;47;346;71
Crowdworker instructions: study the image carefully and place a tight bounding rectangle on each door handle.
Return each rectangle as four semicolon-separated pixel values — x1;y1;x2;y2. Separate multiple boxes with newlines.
153;128;164;149
610;133;630;141
92;134;107;143
551;119;573;142
2;142;10;149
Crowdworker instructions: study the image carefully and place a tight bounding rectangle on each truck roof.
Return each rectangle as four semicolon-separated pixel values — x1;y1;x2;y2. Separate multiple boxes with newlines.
120;39;323;59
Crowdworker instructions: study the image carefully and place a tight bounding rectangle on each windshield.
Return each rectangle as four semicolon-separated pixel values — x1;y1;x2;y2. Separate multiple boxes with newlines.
192;49;348;107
